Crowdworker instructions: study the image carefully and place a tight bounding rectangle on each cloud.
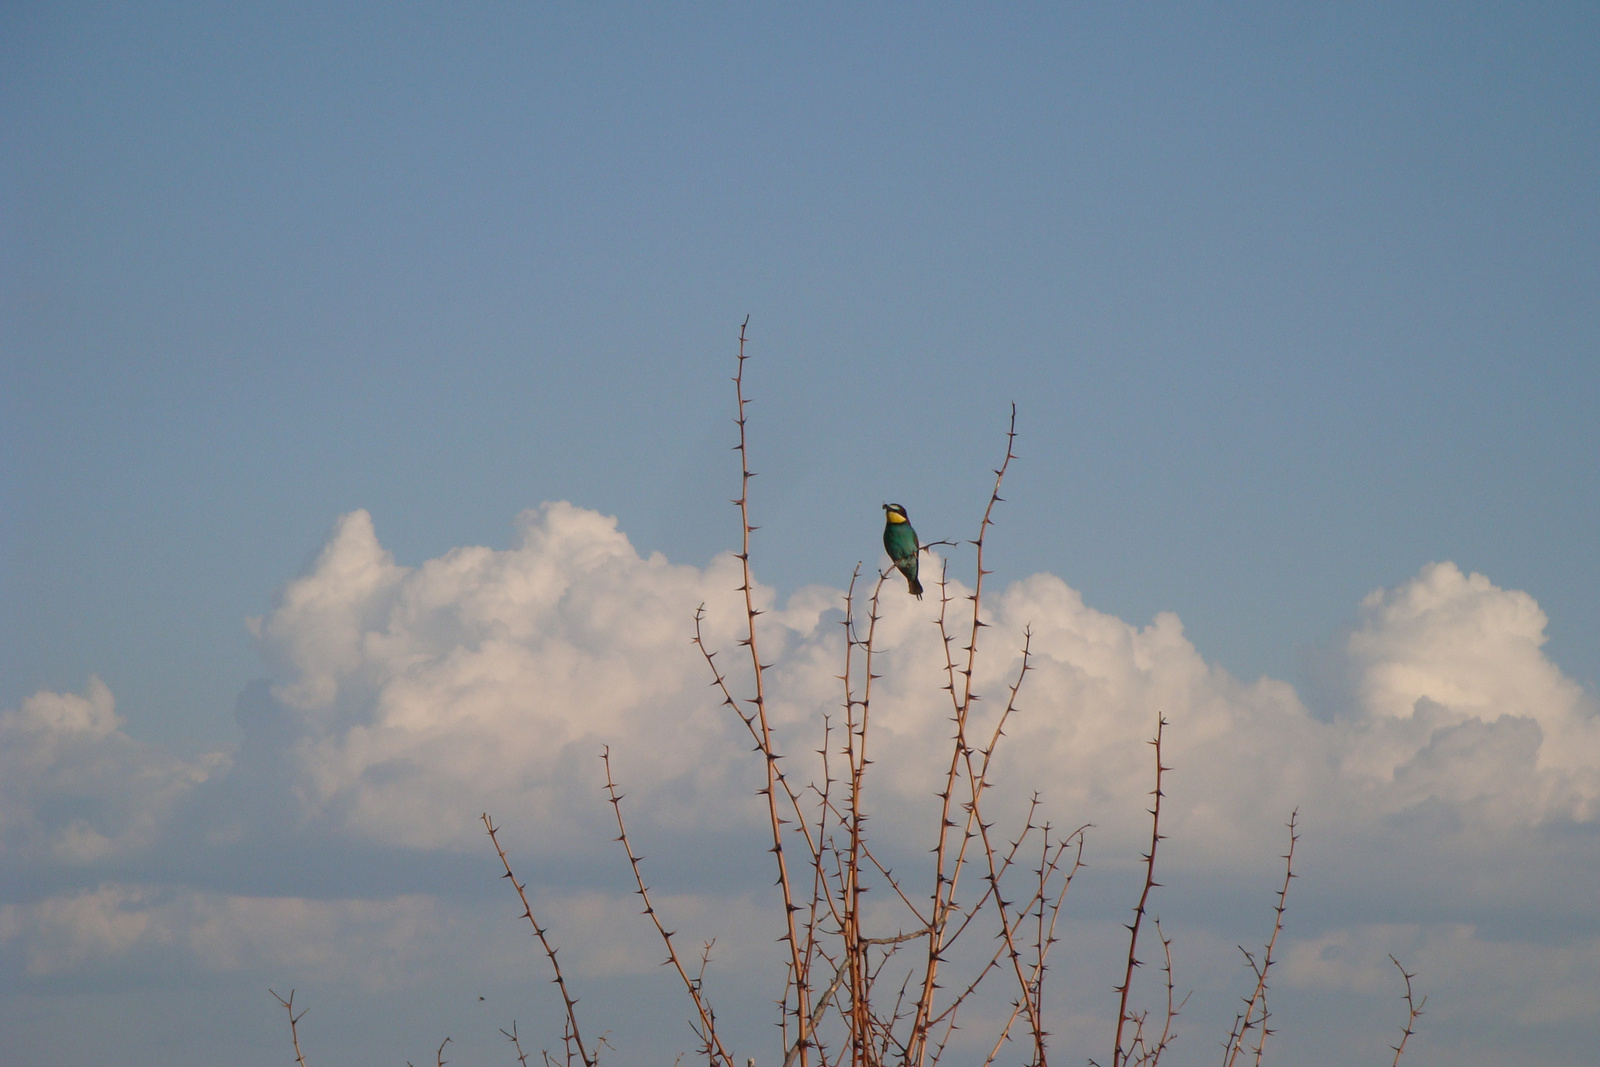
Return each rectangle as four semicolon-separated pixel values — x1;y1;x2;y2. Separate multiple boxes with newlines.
232;509;1596;869
0;883;460;988
1328;562;1600;823
240;503;764;852
13;503;1594;888
0;678;227;864
4;504;1598;1064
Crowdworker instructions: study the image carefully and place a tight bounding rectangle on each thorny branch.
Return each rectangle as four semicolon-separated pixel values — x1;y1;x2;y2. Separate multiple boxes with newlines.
910;404;1020;1067
730;318;812;1062
1222;812;1298;1067
1111;717;1171;1067
270;988;310;1067
602;748;736;1066
447;325;1415;1067
502;1021;532;1067
1388;956;1426;1067
482;813;597;1067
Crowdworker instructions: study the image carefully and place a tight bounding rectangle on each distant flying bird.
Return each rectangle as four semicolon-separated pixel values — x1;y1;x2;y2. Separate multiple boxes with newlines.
882;502;924;598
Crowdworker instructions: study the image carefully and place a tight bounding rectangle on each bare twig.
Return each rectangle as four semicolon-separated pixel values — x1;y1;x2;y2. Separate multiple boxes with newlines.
1145;919;1189;1066
728;318;813;1062
692;605;837;923
269;989;310;1067
602;748;735;1066
1102;918;1189;1067
1388;956;1425;1066
1222;812;1298;1067
1112;717;1170;1067
502;1021;532;1067
962;632;1052;1064
482;814;597;1067
780;930;930;1067
910;404;1020;1067
840;562;892;1067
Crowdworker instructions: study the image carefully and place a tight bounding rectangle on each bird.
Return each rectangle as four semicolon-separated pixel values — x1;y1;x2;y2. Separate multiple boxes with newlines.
882;502;924;598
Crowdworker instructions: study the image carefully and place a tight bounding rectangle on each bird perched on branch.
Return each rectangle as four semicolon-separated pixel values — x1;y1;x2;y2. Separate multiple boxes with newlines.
882;502;924;598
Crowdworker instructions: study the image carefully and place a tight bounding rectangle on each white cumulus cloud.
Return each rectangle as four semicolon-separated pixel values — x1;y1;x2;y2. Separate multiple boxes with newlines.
1330;562;1600;823
223;506;1600;869
4;504;1597;1067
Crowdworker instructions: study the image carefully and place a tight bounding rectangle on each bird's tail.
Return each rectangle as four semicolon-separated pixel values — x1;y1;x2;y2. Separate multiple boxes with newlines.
908;575;924;599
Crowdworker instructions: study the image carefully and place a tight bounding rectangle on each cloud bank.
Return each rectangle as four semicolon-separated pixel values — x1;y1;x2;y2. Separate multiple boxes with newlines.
4;503;1596;1065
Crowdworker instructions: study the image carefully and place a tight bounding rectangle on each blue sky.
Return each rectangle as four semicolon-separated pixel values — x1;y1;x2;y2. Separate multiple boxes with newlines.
2;4;1597;1065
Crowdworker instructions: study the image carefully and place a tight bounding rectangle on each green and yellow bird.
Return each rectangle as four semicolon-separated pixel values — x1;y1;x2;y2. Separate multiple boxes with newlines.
882;502;924;598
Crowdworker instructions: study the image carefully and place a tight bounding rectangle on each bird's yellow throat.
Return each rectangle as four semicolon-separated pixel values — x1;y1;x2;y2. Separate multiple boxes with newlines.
886;511;908;523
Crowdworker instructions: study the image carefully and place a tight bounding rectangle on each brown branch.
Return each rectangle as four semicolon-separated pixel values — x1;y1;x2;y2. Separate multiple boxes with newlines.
910;405;1020;1067
693;597;846;1055
1148;919;1189;1066
780;929;929;1067
481;814;596;1067
1113;716;1170;1067
810;564;861;1055
601;748;735;1066
727;319;814;1061
693;605;837;916
685;391;1077;1066
269;988;310;1067
501;1021;532;1067
959;634;1049;1063
970;826;1088;1067
1022;825;1091;1061
1120;919;1188;1067
935;795;1044;954
841;566;891;1067
1222;811;1298;1067
928;774;1080;1067
1388;956;1425;1067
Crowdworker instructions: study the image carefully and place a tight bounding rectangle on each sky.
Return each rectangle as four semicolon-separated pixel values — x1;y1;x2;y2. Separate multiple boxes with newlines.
1;3;1597;1065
